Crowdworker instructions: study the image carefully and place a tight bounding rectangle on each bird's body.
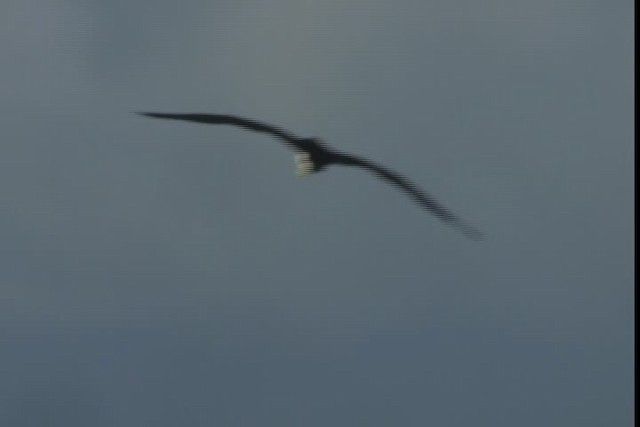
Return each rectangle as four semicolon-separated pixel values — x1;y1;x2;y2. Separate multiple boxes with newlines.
138;112;482;239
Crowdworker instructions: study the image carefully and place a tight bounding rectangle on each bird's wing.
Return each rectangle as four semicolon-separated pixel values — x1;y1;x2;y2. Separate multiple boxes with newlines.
137;113;302;150
335;154;482;239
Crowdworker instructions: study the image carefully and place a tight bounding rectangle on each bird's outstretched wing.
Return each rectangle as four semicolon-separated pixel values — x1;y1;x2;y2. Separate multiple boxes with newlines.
335;154;483;239
137;113;302;150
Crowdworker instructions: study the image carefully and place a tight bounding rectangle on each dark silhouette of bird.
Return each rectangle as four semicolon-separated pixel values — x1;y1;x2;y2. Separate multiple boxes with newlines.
137;112;482;239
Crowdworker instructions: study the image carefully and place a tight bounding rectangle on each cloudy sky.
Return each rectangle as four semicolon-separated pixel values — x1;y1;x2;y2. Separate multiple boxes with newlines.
0;0;633;425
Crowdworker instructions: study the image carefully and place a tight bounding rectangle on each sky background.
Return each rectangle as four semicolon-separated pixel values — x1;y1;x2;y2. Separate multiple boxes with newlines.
0;0;634;425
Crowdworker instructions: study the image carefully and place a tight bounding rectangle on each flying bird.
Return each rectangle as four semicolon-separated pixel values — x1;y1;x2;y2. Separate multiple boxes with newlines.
137;112;482;239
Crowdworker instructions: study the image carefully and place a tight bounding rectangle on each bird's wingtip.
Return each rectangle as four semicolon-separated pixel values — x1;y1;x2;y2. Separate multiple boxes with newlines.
460;224;484;241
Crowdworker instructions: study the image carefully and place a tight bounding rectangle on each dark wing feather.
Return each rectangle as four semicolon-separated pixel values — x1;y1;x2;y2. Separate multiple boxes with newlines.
335;154;483;239
137;113;302;150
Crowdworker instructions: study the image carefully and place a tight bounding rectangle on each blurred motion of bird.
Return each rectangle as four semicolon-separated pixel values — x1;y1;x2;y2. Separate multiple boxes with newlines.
138;112;482;239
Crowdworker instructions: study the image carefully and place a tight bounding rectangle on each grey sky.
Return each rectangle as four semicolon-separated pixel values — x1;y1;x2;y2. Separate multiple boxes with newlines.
0;0;633;425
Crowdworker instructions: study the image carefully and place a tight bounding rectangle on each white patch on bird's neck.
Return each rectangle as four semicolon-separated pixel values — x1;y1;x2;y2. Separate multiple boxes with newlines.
295;153;315;176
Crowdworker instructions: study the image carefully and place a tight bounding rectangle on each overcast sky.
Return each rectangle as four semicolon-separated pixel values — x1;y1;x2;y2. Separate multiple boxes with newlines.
0;0;633;425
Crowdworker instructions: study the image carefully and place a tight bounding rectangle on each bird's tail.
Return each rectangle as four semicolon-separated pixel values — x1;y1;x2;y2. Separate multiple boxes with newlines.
295;153;316;176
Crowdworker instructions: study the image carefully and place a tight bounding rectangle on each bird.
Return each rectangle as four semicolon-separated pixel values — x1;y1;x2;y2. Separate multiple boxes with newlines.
137;112;482;239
